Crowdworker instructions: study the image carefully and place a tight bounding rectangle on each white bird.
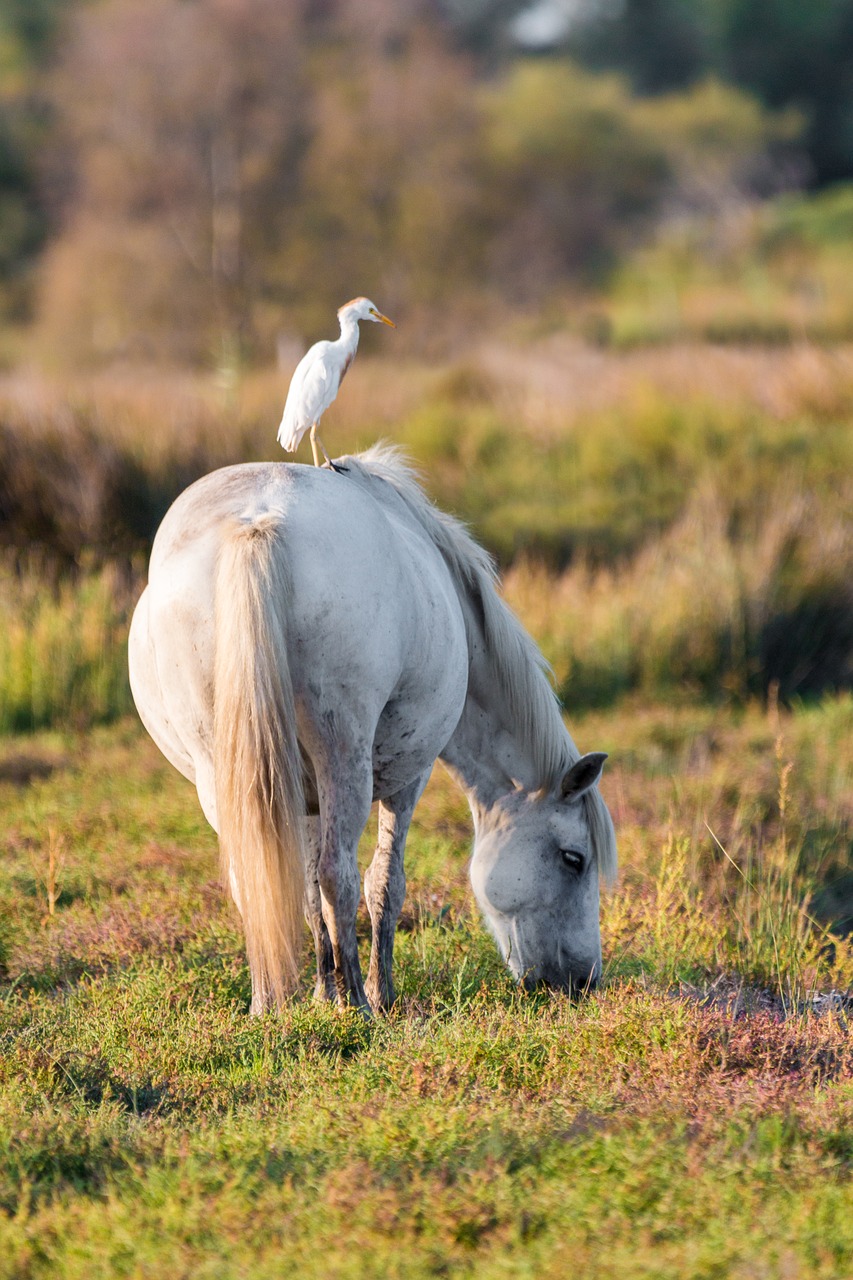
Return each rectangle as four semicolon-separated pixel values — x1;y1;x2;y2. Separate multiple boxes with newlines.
277;297;395;472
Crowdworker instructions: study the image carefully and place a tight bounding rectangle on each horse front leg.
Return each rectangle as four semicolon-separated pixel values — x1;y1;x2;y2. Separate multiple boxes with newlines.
364;771;430;1013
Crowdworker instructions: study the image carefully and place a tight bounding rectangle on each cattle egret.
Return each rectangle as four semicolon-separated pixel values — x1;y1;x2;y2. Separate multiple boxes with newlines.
277;297;395;471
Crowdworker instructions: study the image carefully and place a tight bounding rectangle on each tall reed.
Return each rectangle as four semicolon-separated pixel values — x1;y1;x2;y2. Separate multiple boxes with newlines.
0;557;136;732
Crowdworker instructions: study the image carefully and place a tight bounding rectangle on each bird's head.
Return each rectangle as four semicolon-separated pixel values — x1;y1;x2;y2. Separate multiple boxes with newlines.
338;297;395;327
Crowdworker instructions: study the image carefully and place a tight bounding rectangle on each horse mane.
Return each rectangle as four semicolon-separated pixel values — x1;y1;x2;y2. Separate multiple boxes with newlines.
341;443;617;882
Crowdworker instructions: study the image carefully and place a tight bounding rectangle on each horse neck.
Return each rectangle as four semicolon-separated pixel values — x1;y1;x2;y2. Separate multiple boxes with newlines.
440;633;549;824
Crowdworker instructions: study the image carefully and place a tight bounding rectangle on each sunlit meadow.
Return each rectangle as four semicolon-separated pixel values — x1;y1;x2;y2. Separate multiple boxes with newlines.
0;340;851;1277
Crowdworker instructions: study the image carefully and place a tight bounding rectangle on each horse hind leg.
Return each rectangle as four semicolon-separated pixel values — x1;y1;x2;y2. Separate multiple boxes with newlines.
303;817;336;1002
314;753;374;1013
364;771;430;1013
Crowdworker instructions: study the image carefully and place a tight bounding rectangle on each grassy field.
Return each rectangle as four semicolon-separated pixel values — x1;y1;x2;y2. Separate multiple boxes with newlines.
0;338;851;1276
0;695;850;1278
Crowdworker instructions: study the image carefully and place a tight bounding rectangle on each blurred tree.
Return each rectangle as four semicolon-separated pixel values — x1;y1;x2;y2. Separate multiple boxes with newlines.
38;0;485;363
39;0;313;363
281;20;484;333
478;55;800;299
568;0;714;91
437;0;531;57
559;0;853;184
482;60;670;289
26;0;820;363
718;0;853;184
634;77;803;213
0;0;71;318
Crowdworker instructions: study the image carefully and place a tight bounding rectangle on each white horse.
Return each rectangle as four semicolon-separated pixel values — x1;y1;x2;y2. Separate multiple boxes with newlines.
129;445;616;1014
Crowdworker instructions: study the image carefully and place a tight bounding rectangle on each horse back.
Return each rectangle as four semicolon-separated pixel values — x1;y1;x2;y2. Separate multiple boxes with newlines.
140;462;469;799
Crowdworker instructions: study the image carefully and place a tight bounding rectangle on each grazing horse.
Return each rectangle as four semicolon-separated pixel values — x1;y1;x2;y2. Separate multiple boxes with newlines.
129;445;616;1013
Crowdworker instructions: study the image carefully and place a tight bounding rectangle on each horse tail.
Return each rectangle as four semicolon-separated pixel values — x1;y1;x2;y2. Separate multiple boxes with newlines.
213;513;306;1010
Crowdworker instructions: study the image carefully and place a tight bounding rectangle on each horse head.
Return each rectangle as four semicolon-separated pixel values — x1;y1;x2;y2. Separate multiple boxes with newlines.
470;753;610;995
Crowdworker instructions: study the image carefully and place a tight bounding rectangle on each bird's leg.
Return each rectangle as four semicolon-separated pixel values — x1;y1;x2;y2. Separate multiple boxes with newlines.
310;424;348;473
309;423;322;467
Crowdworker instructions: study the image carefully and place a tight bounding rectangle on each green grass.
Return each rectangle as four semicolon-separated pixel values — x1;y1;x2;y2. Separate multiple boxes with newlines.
3;346;853;732
0;560;135;734
0;705;850;1277
0;340;850;1273
602;184;853;349
4;343;853;571
399;370;853;568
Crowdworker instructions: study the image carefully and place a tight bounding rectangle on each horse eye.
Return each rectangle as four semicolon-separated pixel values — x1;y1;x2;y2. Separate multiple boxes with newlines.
559;848;585;873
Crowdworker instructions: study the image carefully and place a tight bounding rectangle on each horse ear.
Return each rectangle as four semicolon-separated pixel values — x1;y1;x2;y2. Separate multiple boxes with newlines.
560;752;608;802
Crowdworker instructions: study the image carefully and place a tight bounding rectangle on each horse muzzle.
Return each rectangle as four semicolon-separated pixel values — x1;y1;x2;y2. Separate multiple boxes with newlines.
520;959;601;998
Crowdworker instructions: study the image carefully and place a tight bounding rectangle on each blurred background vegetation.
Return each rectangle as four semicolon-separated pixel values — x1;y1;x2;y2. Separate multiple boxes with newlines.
0;0;852;731
0;0;850;360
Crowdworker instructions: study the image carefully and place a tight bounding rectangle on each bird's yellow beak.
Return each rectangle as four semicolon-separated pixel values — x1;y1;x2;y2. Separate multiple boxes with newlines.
371;309;396;327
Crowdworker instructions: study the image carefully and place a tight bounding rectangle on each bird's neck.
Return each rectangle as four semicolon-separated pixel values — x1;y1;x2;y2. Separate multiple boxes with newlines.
337;312;360;353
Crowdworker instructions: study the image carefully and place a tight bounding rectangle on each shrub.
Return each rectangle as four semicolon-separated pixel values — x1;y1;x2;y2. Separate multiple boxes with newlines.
504;489;853;709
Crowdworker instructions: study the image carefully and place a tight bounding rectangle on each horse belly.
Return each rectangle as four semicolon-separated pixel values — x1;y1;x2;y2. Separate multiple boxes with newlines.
370;643;468;799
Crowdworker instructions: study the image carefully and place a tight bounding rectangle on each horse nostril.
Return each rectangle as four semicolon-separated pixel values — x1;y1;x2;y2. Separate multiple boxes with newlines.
580;963;600;992
519;960;600;998
551;965;599;999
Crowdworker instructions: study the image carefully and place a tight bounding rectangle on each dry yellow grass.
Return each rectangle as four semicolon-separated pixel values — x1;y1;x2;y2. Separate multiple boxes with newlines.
4;334;853;454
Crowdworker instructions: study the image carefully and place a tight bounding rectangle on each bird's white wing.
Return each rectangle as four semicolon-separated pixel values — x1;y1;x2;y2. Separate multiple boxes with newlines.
277;343;340;452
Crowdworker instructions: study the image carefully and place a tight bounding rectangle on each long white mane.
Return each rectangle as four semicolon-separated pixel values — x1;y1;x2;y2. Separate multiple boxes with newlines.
341;444;617;881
